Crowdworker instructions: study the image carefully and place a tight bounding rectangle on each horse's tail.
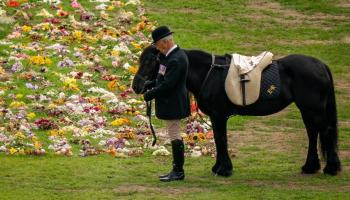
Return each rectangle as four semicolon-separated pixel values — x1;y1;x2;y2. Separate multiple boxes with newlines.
319;64;339;159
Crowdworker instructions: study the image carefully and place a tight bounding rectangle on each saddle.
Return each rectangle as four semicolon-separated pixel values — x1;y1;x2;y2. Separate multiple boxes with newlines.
225;51;274;106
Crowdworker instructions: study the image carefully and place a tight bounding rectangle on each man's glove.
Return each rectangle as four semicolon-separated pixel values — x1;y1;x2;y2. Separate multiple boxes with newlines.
143;89;155;102
144;80;156;90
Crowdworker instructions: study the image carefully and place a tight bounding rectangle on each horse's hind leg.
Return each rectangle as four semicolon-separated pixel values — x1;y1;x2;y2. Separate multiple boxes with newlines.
210;115;232;177
300;110;321;174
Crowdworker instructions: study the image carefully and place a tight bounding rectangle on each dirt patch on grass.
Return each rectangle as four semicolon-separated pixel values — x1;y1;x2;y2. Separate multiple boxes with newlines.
342;36;350;44
274;39;336;46
177;8;201;14
336;79;350;95
337;0;350;8
115;184;205;195
245;179;350;192
246;0;349;28
228;120;306;157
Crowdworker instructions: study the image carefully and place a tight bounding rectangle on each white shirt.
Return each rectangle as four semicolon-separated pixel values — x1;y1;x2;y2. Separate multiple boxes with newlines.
165;45;178;57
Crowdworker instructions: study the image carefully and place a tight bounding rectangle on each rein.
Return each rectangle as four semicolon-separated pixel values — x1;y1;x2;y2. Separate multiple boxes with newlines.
195;54;230;128
144;52;161;146
146;100;157;146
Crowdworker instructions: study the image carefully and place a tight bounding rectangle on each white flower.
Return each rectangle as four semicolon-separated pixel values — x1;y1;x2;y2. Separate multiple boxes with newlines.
0;145;7;152
58;92;66;99
191;150;202;157
126;0;141;5
88;87;118;100
134;115;148;123
95;3;108;10
36;9;53;18
152;146;170;156
93;0;110;2
113;43;131;54
45;89;58;97
123;62;131;70
82;80;95;86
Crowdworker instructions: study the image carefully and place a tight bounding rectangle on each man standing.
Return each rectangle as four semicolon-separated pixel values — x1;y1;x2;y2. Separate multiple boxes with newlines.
143;26;190;182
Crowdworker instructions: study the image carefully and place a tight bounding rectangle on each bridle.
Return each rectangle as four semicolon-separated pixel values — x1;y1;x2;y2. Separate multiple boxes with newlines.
141;52;160;146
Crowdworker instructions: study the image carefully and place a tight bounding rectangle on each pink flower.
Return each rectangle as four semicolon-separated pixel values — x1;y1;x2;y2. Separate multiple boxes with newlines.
71;0;81;9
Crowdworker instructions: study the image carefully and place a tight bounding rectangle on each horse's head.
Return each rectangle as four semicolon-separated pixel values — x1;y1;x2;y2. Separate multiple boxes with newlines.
132;45;160;94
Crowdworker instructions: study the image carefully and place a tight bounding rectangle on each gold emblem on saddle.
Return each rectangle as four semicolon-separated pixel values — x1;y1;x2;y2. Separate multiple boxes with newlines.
267;84;276;95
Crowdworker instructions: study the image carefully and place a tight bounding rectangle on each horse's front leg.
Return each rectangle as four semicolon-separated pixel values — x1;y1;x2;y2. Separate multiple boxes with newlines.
210;115;232;177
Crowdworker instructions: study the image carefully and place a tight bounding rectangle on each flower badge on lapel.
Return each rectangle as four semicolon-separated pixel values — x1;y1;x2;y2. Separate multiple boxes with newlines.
158;64;166;75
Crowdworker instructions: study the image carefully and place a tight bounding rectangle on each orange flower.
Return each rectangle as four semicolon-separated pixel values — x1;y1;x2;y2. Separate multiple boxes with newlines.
107;80;118;90
7;0;20;7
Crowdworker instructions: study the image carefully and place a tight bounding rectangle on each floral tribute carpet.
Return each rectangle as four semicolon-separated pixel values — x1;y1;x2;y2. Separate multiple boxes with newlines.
0;0;215;158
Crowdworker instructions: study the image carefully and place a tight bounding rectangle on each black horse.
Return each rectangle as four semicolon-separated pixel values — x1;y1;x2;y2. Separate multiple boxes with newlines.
132;45;341;176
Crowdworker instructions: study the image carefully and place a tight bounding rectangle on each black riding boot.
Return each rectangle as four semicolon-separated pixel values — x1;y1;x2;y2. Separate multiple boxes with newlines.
159;139;185;182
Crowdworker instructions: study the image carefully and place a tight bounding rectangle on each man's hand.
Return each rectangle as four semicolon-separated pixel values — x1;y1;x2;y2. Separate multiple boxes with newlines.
143;89;154;101
144;80;156;90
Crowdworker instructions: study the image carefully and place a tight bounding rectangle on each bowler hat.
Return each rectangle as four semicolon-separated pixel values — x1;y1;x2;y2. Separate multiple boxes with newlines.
151;26;174;44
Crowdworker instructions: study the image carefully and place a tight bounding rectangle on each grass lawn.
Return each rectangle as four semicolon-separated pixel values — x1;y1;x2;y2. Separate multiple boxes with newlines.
1;0;350;199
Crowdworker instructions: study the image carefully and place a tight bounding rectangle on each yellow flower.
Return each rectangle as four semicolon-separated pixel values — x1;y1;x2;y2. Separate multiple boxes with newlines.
107;80;118;91
0;67;5;75
107;5;115;10
197;132;206;142
45;57;52;65
128;66;138;74
27;112;36;119
16;94;23;99
15;131;26;139
131;42;142;49
34;141;41;150
100;105;107;111
41;23;50;31
22;25;32;33
18;149;25;155
86;35;98;43
72;30;83;41
29;56;52;65
9;101;25;108
111;118;130;126
111;50;120;56
118;85;126;91
63;78;80;91
48;103;57;109
116;131;135;139
31;135;38;142
9;147;18;155
48;129;65;137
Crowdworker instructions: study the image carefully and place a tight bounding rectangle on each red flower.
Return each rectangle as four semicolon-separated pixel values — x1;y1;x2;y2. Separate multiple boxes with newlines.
7;0;20;7
191;102;198;113
34;118;58;130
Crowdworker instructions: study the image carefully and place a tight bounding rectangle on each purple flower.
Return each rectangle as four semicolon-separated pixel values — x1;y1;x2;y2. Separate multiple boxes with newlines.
57;57;74;68
25;83;39;90
11;61;23;72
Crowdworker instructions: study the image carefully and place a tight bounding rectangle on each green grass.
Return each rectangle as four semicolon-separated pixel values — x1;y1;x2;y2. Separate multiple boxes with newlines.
1;0;350;199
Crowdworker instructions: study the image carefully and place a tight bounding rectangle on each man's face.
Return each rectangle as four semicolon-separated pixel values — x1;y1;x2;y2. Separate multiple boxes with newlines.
154;39;167;55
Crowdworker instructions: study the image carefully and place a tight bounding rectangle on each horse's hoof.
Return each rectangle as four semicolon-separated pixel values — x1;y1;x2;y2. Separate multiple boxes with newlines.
301;163;320;174
212;164;220;174
323;162;341;176
213;169;232;177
